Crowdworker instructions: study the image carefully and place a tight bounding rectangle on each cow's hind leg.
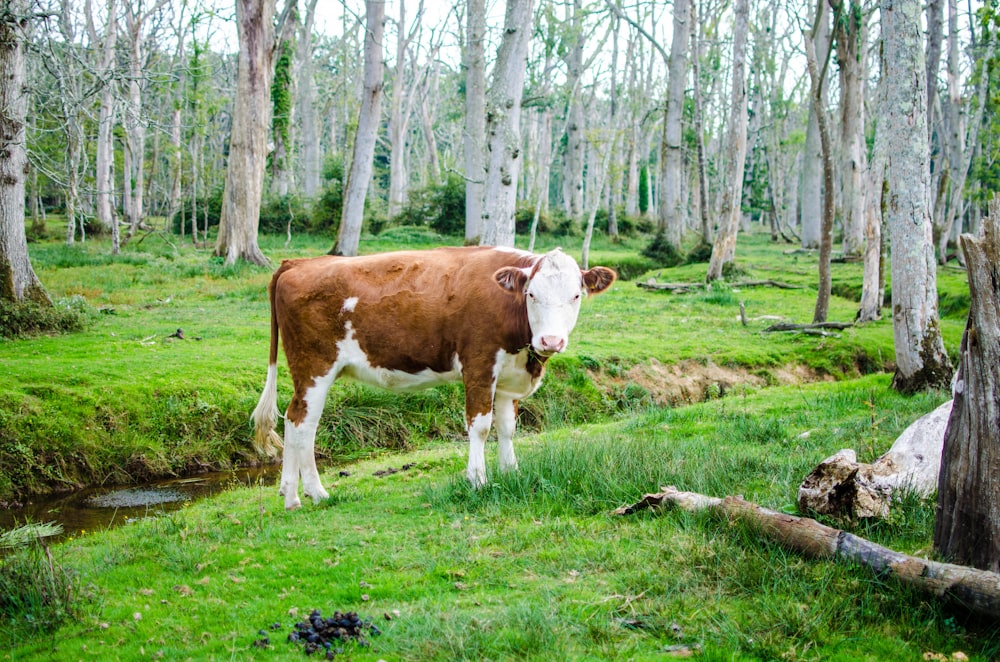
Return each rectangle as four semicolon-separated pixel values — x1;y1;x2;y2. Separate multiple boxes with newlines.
280;372;335;509
495;396;519;473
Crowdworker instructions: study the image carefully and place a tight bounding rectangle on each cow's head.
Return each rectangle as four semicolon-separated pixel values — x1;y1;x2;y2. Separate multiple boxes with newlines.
494;249;616;356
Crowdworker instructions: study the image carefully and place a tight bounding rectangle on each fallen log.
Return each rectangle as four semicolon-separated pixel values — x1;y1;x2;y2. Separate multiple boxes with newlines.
763;321;854;332
798;400;952;519
637;279;805;293
615;486;1000;619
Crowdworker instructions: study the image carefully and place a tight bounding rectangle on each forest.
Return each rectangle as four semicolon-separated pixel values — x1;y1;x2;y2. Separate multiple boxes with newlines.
10;0;992;270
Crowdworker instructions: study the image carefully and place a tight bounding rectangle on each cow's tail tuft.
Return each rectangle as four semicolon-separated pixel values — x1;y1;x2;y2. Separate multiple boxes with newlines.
251;272;284;458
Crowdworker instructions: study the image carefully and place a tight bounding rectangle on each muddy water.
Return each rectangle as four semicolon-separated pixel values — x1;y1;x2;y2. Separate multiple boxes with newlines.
0;465;285;541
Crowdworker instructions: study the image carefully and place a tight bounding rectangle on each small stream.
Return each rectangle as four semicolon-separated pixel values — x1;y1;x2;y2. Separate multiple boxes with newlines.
0;465;284;542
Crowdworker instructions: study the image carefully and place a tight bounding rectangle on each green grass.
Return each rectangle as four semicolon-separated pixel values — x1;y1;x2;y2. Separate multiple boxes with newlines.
5;377;996;660
1;222;989;658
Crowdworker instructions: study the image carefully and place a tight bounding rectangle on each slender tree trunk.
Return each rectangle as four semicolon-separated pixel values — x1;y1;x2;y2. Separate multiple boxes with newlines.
387;0;415;220
799;14;829;250
705;0;749;281
934;194;1000;573
480;0;534;247
464;0;486;243
561;0;585;220
214;0;276;266
661;0;690;249
691;0;710;245
270;8;297;198
880;0;953;393
91;0;117;239
123;3;149;240
804;3;836;324
333;0;384;256
834;0;866;258
297;0;320;198
0;0;49;305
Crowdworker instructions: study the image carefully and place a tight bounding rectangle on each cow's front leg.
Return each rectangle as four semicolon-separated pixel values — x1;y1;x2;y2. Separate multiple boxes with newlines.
464;373;497;488
495;397;518;473
466;410;493;488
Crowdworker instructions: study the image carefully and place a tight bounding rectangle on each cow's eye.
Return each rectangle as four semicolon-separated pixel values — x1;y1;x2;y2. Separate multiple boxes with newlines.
573;293;581;301
527;292;535;299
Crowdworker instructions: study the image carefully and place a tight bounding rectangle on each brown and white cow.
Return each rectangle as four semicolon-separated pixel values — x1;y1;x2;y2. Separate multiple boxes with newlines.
252;246;616;509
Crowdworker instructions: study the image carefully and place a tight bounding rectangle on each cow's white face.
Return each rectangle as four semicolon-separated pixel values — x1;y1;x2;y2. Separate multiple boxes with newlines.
494;250;617;357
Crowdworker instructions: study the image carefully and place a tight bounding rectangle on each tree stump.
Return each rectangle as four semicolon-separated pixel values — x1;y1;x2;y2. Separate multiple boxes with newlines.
934;194;1000;573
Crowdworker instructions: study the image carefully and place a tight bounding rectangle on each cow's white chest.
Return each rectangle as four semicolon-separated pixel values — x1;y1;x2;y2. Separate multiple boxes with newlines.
335;324;462;392
494;349;544;400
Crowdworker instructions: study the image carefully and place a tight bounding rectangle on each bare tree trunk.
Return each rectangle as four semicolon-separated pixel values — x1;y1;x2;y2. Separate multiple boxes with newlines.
880;0;953;393
480;0;534;247
661;0;690;249
89;0;117;240
804;4;836;324
214;0;276;266
934;194;1000;572
333;0;384;256
561;0;585;220
122;2;151;240
691;0;710;245
798;13;829;250
705;0;749;281
0;0;49;305
833;0;866;258
387;0;418;220
297;0;320;198
464;0;486;243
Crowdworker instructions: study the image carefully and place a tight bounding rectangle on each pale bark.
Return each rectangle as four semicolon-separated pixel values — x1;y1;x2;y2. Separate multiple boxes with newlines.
798;14;829;250
480;0;534;248
880;0;953;393
833;0;866;258
804;7;836;324
935;194;1000;573
691;0;710;244
214;0;276;266
561;0;585;220
464;0;485;243
333;0;384;256
297;0;320;198
0;0;49;305
661;0;690;249
705;0;749;281
799;399;953;519
386;0;421;220
89;0;118;241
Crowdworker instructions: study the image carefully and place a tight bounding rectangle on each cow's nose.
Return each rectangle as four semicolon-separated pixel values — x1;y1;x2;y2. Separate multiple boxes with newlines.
539;335;566;353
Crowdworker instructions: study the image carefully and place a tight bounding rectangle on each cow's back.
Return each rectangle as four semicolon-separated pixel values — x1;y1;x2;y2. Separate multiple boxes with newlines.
272;247;536;381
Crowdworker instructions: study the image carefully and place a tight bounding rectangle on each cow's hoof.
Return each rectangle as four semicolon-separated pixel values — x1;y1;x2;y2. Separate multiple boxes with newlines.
284;495;302;510
466;469;488;489
305;486;330;504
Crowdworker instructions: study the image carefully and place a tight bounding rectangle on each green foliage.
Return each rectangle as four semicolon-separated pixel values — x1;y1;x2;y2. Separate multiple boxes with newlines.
0;296;92;338
270;39;294;160
393;174;466;236
170;188;223;234
310;157;345;234
641;231;684;267
637;165;649;214
258;195;310;235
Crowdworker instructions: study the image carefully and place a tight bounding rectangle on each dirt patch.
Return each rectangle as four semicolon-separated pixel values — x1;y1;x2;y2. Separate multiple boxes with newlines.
597;359;833;407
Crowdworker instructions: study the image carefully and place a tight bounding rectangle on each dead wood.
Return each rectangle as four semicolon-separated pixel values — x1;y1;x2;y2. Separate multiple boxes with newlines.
763;321;854;332
615;486;1000;619
798;399;952;519
638;279;805;293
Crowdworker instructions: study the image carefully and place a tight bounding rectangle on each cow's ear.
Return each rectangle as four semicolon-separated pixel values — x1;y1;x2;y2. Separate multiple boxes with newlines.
582;266;617;294
494;266;530;293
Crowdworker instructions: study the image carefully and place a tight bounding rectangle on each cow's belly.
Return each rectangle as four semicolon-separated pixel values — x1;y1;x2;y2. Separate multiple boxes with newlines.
336;324;462;392
495;349;543;400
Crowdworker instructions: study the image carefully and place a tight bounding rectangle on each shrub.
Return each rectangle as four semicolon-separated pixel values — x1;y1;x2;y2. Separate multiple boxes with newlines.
258;195;310;235
685;240;714;264
641;231;684;267
171;188;223;234
0;296;92;338
394;175;466;236
310;158;345;234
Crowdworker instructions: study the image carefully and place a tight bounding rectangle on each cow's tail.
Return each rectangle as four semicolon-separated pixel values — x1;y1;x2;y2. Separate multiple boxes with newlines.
251;271;284;458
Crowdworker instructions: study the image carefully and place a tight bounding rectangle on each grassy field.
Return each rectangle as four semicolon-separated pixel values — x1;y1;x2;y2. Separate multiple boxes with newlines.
2;222;993;660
